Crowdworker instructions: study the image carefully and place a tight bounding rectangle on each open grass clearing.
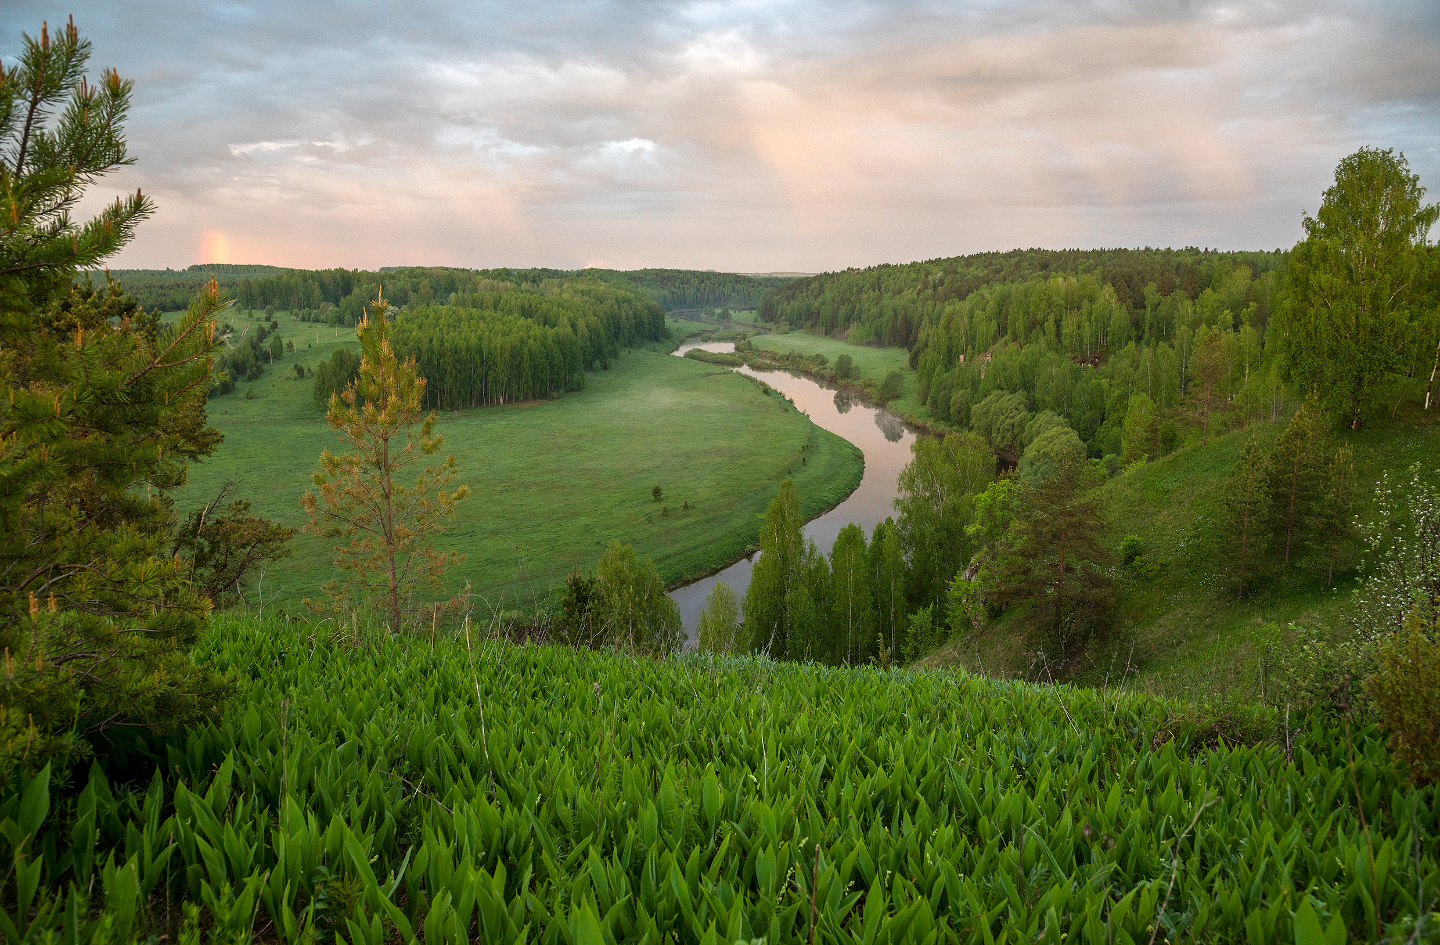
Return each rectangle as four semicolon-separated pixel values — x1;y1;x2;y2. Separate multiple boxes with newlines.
183;332;862;614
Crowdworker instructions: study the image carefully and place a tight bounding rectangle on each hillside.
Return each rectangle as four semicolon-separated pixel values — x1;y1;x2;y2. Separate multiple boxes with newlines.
930;401;1440;699
9;617;1434;943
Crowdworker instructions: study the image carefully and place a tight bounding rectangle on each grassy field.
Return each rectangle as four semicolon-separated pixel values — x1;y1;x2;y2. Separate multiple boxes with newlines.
184;315;863;613
746;330;925;417
932;401;1440;699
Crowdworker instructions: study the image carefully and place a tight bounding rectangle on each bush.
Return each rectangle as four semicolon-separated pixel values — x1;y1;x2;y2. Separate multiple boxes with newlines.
1120;535;1145;567
1367;614;1440;786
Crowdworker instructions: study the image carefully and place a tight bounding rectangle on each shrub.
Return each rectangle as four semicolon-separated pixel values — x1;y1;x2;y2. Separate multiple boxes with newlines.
1366;613;1440;786
1121;535;1145;567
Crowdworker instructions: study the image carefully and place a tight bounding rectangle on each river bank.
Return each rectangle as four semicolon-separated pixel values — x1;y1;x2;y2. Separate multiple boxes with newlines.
668;338;923;634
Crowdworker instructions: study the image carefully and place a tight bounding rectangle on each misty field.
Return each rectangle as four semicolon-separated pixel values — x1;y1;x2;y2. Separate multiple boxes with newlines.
183;323;863;612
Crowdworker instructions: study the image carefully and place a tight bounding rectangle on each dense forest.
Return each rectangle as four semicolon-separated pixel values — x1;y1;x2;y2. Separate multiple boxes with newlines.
585;268;796;311
390;278;667;408
95;263;289;311
758;248;1437;464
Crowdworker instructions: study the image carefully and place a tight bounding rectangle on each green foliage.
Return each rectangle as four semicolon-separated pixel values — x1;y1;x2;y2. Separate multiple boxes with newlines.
743;480;819;660
1353;463;1440;642
389;279;666;408
1017;423;1085;488
895;432;996;615
876;369;904;404
828;524;874;665
1120;392;1159;465
696;581;741;655
312;346;361;408
1265;403;1324;566
1120;534;1145;567
985;452;1114;654
0;20;231;782
1367;613;1440;786
866;518;907;658
301;295;470;633
4;617;1440;942
1219;435;1273;598
593;541;682;656
1275;147;1440;429
171;485;295;607
586;268;795;311
832;352;854;380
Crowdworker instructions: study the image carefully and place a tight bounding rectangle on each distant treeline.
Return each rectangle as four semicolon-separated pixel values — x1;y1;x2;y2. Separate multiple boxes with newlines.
759;248;1321;463
584;268;797;311
91;264;290;311
761;247;1287;346
390;280;667;408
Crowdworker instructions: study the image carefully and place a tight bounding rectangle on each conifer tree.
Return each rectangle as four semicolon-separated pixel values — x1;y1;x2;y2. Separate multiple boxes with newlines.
302;291;469;634
1219;436;1272;598
1;19;233;777
1312;444;1359;587
1265;404;1322;566
985;452;1113;654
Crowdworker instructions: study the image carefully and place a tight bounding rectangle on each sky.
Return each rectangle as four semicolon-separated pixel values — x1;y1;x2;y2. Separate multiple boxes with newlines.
4;0;1439;273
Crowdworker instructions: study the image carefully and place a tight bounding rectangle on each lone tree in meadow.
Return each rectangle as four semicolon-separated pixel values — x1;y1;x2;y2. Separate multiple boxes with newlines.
1275;147;1439;429
302;291;469;634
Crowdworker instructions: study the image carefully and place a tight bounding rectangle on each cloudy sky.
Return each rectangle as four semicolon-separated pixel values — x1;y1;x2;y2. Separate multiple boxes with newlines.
4;1;1438;272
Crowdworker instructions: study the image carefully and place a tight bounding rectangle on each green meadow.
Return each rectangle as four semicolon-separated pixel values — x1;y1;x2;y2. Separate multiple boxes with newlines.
183;314;863;612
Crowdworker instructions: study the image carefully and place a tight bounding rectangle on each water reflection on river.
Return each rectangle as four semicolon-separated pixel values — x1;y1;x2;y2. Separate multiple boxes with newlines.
669;341;917;637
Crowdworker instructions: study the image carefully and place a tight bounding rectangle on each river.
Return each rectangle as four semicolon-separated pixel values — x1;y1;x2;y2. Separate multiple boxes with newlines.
669;340;918;636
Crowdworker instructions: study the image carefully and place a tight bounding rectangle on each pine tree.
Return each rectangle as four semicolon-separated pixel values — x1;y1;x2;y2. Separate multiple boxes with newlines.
302;291;470;634
1311;444;1359;588
1219;435;1272;598
1;20;231;778
985;452;1113;655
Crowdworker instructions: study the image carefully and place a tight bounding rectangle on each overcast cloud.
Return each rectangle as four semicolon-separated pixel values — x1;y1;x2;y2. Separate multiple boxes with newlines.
3;0;1438;271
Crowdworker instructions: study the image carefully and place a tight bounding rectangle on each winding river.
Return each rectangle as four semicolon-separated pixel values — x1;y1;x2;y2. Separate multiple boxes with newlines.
669;340;918;636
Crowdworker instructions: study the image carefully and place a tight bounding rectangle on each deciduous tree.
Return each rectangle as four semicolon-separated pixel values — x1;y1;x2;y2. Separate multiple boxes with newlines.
696;581;740;655
1275;148;1439;428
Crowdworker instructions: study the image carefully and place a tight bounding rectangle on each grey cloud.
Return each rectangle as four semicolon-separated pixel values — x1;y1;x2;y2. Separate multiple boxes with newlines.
2;0;1437;270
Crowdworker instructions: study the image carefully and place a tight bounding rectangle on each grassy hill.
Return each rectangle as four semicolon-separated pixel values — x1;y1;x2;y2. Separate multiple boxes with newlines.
931;401;1440;700
9;616;1435;943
